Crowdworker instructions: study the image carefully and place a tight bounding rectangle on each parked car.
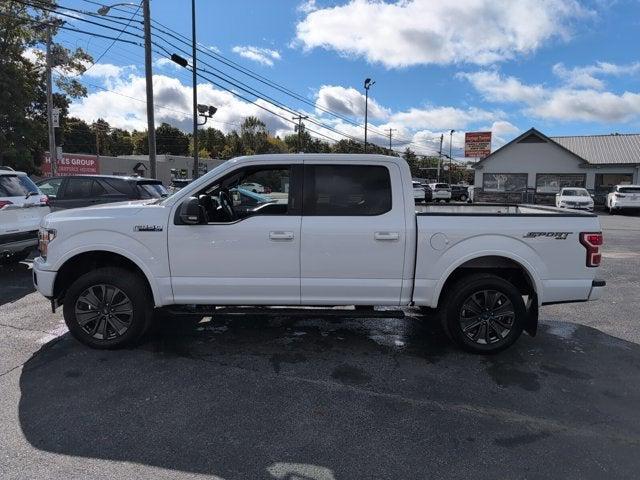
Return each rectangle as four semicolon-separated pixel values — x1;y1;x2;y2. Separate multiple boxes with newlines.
239;182;267;193
0;170;50;264
606;185;640;214
450;185;470;202
555;187;594;211
427;183;452;202
168;179;192;194
412;181;426;203
34;154;605;354
36;175;168;210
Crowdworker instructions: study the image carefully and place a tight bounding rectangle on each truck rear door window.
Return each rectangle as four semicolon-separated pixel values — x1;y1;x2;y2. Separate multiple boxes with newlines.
303;165;391;216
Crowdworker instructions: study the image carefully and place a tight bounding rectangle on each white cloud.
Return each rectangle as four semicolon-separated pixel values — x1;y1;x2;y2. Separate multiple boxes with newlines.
297;0;317;14
232;46;281;67
315;85;389;119
295;0;590;68
460;69;640;122
69;73;291;134
390;106;498;131
82;62;130;79
552;61;640;90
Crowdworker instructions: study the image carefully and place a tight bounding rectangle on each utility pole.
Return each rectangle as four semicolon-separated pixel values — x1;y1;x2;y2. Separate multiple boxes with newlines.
437;133;443;182
292;115;308;152
387;128;397;152
45;23;57;177
191;0;199;179
449;129;455;184
142;0;157;178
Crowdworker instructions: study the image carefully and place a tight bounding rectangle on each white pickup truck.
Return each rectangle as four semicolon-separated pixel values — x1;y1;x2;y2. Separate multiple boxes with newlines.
33;154;605;353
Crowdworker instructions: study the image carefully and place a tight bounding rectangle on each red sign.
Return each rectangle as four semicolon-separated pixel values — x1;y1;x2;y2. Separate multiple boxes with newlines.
464;131;492;158
42;153;100;176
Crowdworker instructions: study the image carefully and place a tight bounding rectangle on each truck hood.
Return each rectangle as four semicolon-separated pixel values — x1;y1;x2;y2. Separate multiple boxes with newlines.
43;200;156;224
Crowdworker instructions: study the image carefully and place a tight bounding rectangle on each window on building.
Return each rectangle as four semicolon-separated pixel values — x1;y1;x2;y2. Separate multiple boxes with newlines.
482;173;528;192
595;173;633;194
303;165;392;216
535;174;585;193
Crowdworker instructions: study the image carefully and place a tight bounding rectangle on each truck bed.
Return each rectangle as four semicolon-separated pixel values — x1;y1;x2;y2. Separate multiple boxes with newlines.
416;203;596;217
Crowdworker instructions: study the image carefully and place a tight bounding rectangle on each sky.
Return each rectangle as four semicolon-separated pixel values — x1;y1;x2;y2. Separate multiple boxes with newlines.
49;0;640;157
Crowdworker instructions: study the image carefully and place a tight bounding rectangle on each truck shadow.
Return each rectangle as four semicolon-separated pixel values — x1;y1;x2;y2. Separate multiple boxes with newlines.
17;314;640;479
0;260;35;306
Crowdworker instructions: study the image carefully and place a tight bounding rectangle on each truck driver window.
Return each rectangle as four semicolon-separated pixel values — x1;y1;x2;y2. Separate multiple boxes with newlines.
197;166;291;223
303;164;392;216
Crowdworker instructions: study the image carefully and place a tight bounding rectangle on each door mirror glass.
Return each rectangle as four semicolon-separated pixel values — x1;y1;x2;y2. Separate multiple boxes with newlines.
179;197;204;224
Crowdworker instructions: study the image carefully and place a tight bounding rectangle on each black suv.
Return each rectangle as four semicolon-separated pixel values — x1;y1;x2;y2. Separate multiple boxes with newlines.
450;185;470;202
36;175;168;210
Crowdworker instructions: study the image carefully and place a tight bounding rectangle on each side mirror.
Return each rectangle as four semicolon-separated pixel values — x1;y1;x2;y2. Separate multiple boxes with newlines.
179;197;204;224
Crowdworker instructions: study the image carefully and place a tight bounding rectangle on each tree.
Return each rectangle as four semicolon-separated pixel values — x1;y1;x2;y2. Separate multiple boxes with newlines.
109;128;133;156
92;118;111;155
199;127;226;158
220;131;244;160
156;123;189;155
0;1;92;172
131;130;148;155
402;148;420;176
62;117;94;153
240;116;268;154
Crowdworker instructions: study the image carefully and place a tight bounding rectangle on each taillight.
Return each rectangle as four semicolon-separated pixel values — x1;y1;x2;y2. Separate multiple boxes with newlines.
0;200;13;209
40;195;49;206
580;232;603;267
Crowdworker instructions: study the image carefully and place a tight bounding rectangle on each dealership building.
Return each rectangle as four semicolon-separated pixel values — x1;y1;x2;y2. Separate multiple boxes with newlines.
42;152;226;185
473;128;640;204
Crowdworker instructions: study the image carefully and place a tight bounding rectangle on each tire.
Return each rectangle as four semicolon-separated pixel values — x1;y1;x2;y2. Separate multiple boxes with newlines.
459;194;468;202
63;267;153;349
440;273;526;354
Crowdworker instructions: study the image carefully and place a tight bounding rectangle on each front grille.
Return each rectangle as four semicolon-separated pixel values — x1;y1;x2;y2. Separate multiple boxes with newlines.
0;230;38;244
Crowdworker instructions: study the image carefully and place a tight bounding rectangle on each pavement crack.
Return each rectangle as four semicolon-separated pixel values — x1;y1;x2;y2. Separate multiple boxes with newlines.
0;322;54;336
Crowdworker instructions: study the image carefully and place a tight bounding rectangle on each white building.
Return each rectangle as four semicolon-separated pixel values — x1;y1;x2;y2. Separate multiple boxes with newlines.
473;128;640;204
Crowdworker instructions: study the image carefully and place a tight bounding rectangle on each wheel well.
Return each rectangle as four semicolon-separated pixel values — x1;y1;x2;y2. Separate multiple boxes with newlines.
437;256;536;308
53;251;151;304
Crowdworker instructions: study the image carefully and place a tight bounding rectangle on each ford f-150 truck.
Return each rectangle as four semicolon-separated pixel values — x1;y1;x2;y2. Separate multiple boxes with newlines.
33;154;605;353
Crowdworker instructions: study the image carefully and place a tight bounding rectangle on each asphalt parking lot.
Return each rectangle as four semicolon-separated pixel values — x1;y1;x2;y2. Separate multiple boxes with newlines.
1;211;640;479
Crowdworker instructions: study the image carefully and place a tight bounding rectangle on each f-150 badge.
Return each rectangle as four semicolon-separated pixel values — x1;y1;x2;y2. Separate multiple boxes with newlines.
523;232;572;240
134;225;163;232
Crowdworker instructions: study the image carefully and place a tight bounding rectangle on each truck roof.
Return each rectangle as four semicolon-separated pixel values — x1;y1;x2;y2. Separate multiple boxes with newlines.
228;153;404;164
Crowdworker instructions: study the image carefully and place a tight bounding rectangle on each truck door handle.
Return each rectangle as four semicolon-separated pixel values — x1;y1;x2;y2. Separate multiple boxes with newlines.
269;231;294;241
374;231;399;241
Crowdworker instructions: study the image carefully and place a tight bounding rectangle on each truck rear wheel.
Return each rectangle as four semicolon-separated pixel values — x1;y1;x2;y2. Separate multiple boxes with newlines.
441;273;526;354
63;267;152;349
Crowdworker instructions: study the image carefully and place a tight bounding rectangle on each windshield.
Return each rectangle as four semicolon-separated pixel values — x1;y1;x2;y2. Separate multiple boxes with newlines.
137;182;169;198
0;174;39;197
562;188;589;196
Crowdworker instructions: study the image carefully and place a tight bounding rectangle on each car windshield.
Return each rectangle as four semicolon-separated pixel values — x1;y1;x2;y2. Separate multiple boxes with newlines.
137;182;169;198
563;188;589;196
0;174;39;197
620;187;640;193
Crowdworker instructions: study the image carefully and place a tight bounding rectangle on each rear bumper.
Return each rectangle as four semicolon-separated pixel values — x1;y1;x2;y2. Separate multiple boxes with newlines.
588;279;606;301
0;230;38;255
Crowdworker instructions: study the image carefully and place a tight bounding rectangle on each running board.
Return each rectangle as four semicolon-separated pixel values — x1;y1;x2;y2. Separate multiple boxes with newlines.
164;306;406;319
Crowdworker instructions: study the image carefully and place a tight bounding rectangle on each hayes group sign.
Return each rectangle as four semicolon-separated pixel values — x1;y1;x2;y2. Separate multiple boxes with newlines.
42;153;100;176
464;131;492;158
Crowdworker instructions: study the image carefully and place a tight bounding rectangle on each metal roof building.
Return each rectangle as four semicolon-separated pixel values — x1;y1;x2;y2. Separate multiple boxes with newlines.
473;128;640;204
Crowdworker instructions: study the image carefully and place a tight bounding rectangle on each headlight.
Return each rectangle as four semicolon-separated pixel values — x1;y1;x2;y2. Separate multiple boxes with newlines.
38;228;56;259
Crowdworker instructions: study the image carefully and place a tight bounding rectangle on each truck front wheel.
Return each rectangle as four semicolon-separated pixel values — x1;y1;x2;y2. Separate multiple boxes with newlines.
63;267;152;349
441;273;526;354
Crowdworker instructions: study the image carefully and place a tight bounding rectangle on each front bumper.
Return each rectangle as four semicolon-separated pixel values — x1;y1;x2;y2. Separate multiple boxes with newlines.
32;256;56;298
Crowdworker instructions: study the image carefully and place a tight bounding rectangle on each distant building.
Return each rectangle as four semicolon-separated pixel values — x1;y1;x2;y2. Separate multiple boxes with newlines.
473;128;640;204
42;152;226;185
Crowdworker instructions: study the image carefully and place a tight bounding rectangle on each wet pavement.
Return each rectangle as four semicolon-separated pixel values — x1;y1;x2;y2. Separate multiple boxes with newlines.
2;212;640;479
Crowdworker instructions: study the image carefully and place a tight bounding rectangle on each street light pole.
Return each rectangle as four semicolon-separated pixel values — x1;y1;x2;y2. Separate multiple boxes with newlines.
191;0;199;179
387;128;397;152
449;129;455;184
363;78;375;153
437;133;443;182
142;0;157;179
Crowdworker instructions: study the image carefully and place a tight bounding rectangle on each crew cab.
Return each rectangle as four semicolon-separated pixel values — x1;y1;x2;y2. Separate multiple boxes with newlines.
1;169;50;264
33;154;605;353
606;185;640;214
555;187;594;212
